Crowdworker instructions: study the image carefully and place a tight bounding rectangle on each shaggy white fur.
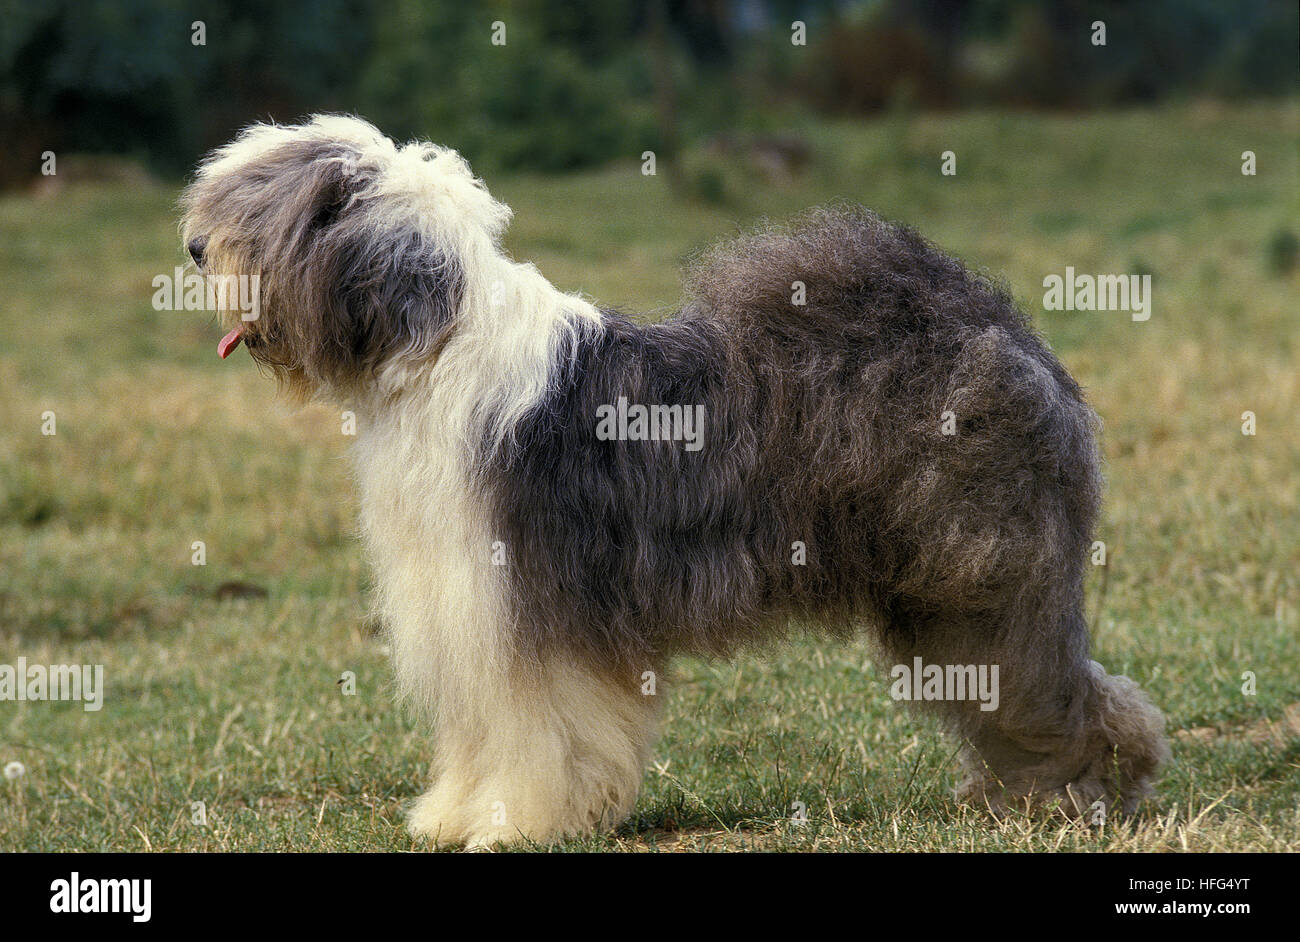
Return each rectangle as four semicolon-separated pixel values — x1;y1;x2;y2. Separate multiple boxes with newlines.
311;120;638;846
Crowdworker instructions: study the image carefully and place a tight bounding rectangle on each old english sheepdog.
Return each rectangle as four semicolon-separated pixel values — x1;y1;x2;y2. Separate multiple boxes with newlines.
181;115;1168;848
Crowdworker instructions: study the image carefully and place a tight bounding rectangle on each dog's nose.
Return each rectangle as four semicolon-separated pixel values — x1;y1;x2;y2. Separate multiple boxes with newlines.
188;236;208;267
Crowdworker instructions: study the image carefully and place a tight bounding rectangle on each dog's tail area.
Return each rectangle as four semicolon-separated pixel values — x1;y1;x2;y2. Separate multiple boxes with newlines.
682;203;1025;343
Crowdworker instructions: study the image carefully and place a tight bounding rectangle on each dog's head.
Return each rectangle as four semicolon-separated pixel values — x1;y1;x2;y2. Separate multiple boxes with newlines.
180;114;510;397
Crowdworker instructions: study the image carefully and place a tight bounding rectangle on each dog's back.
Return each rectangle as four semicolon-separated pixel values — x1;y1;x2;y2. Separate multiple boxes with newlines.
487;206;1100;669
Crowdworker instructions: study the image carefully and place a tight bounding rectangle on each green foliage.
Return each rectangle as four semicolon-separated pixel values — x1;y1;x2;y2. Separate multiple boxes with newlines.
355;3;654;172
0;0;371;170
798;0;1299;111
0;0;1295;182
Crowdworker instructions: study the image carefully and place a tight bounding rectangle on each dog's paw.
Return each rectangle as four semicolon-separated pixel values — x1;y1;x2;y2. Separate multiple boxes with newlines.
957;764;1154;822
407;786;472;848
407;785;550;850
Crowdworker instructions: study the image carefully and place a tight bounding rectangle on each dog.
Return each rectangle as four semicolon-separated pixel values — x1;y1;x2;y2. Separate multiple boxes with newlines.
180;114;1168;848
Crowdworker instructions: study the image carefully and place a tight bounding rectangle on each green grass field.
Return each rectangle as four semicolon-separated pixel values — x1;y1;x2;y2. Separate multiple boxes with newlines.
1;102;1297;852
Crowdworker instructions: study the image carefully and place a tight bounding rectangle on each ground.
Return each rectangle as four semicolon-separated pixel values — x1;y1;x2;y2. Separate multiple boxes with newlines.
0;101;1296;851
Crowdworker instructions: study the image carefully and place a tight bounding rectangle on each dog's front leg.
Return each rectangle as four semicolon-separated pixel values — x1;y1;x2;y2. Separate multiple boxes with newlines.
406;657;662;849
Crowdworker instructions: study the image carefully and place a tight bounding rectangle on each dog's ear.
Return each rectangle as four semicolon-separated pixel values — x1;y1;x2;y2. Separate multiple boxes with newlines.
295;200;464;387
185;133;363;259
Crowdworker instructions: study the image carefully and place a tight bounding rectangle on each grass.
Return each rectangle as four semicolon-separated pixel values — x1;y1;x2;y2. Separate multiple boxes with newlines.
1;101;1297;852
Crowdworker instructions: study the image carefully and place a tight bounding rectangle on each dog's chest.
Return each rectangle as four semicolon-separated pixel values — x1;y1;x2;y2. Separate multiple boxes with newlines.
350;417;497;615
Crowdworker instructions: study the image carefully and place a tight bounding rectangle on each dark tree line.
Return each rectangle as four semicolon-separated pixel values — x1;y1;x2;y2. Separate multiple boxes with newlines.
0;0;1294;185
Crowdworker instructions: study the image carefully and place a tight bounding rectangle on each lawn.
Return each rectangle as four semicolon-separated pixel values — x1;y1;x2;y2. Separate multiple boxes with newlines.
0;101;1296;851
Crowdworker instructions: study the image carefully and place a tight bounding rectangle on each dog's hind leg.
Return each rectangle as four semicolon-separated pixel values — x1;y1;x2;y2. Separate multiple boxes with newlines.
876;329;1167;816
957;643;1168;817
886;594;1168;819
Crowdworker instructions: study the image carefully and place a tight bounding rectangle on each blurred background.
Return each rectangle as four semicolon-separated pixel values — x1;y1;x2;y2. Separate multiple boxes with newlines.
0;1;1297;852
1;0;1296;184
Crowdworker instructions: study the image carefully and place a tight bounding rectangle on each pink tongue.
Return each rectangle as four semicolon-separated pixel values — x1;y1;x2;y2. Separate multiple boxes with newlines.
217;328;243;359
